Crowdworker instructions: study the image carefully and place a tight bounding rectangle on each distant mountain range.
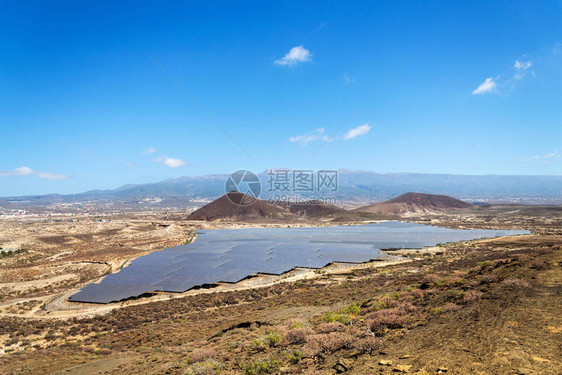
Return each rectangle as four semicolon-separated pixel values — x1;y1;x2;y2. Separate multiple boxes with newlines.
0;198;12;208
3;170;562;208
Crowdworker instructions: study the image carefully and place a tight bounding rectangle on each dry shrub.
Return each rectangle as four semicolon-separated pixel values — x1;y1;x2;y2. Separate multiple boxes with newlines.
366;308;409;332
397;301;419;313
513;254;529;263
264;330;283;348
371;299;418;314
316;322;345;333
422;273;440;283
410;289;424;300
284;327;315;345
384;298;401;308
530;261;548;270
462;290;483;303
304;332;354;356
424;288;439;295
534;247;554;256
502;278;531;289
353;335;382;355
467;279;480;287
185;360;223;375
285;318;307;329
442;303;461;312
188;347;216;363
479;273;500;284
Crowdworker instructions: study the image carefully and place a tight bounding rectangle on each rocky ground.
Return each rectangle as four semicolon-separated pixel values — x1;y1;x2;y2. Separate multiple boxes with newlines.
0;217;198;313
0;209;560;374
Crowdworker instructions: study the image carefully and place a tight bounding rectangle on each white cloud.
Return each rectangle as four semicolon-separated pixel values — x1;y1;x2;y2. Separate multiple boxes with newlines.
143;147;156;155
343;124;372;140
275;45;312;66
36;172;68;180
289;124;372;145
544;150;559;159
0;166;69;180
521;150;560;163
14;166;34;175
514;60;532;80
289;128;329;145
514;60;532;70
474;56;538;96
472;77;498;95
153;156;187;167
155;157;187;168
520;155;539;162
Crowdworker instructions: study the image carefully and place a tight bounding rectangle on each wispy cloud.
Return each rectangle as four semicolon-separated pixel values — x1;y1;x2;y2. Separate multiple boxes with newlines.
275;45;312;66
472;77;498;95
343;123;372;140
514;60;532;70
473;57;536;95
521;150;559;163
290;124;372;144
36;172;68;180
289;128;329;145
154;156;187;168
514;60;532;80
143;147;156;155
0;166;69;180
520;155;539;162
343;72;356;84
544;150;559;159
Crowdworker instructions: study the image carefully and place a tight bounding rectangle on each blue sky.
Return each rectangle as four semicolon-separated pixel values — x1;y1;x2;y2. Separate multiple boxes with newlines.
1;1;561;196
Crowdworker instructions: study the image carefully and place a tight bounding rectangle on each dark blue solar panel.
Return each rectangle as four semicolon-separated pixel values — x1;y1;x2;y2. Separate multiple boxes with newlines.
68;222;529;303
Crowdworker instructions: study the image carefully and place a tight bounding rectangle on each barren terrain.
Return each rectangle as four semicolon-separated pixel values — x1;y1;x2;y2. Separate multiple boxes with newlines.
0;206;560;374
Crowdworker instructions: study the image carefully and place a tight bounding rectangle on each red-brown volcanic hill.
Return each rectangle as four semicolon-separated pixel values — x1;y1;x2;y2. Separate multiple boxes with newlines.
187;193;395;222
356;192;473;215
278;200;347;218
186;192;290;221
284;201;392;221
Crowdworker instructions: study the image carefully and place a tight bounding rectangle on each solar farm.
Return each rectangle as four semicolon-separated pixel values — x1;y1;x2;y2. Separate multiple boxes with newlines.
69;221;529;303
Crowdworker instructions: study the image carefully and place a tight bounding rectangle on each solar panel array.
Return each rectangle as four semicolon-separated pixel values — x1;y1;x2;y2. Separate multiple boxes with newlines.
69;221;529;303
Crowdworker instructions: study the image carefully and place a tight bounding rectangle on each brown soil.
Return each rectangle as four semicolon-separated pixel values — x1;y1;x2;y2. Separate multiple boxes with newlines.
187;192;390;222
356;192;473;215
0;211;559;374
0;218;197;307
186;192;291;221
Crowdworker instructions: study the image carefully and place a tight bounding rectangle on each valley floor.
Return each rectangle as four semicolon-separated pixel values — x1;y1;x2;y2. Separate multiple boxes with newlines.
0;211;560;374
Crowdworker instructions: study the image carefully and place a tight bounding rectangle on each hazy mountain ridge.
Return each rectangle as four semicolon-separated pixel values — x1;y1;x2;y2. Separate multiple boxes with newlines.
4;171;562;207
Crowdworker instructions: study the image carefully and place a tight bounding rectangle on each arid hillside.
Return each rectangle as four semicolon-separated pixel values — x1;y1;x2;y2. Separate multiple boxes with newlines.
186;192;291;221
356;192;473;215
187;192;389;222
